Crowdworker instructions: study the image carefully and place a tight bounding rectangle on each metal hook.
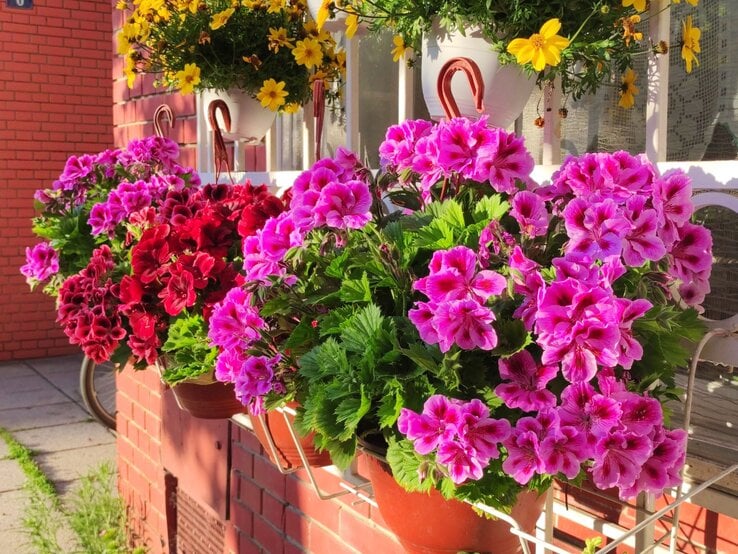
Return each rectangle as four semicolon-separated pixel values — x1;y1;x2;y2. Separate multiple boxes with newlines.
208;99;232;182
313;79;326;162
436;56;485;120
153;104;175;138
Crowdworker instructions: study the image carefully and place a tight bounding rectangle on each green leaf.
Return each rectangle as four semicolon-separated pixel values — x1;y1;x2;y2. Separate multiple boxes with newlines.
259;295;293;317
385;437;434;493
414;219;455;250
340;304;384;353
335;390;371;441
338;272;372;303
377;387;404;428
399;343;441;373
491;319;532;357
298;338;350;382
473;195;510;223
283;319;318;352
325;249;351;279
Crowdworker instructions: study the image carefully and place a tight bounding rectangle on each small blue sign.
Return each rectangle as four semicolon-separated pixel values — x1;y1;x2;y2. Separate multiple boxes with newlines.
6;0;33;8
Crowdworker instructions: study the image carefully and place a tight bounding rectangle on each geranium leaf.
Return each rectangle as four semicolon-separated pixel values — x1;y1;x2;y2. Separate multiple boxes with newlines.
473;195;509;223
385;437;433;493
338;272;372;303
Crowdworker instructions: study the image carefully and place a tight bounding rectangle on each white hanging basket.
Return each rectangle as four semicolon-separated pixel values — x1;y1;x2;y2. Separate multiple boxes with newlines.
421;24;537;128
201;88;277;143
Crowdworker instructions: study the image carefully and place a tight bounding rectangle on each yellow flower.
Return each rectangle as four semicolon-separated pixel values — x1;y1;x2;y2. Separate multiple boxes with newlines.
673;0;699;5
268;27;293;53
210;7;235;30
293;37;323;69
267;0;285;14
124;54;137;89
304;20;331;44
622;15;643;46
622;0;647;12
316;0;330;30
391;35;408;63
507;19;570;72
283;102;301;114
257;79;288;111
345;5;359;39
115;0;128;10
618;68;638;108
681;15;701;73
175;63;201;94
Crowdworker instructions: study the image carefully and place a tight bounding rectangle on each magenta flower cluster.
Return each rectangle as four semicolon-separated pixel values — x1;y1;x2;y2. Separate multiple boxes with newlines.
243;147;371;285
409;246;506;352
20;242;59;284
379;116;535;202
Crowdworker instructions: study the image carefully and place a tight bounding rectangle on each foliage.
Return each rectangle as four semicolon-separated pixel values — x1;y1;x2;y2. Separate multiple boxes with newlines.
210;114;712;510
117;0;345;110
334;0;701;103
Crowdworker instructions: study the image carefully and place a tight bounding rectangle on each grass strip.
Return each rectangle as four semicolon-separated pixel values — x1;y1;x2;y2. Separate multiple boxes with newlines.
0;427;57;502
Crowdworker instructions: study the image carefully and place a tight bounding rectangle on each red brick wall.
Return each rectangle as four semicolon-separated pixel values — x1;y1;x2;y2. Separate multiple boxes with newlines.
0;0;113;360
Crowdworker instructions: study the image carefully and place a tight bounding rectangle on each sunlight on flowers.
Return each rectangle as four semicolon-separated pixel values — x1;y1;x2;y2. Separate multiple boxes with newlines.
507;18;570;72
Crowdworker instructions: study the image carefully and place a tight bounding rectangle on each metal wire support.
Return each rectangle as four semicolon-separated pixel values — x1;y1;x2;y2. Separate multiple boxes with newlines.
153;104;175;138
232;407;377;506
207;99;233;183
436;56;485;120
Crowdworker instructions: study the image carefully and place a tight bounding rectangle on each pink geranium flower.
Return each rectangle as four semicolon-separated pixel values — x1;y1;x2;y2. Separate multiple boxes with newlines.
510;191;549;238
314;180;373;229
397;395;462;455
592;431;652;490
434;299;498;352
495;350;557;411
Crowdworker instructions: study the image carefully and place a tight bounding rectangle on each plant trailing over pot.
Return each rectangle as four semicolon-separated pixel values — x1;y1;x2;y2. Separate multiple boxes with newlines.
117;0;346;112
211;115;711;517
22;138;284;395
330;0;702;106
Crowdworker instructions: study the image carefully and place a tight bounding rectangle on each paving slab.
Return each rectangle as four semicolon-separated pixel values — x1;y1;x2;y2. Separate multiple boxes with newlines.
0;387;71;412
0;527;31;553
3;373;50;393
13;421;114;455
35;443;117;485
0;363;36;380
0;402;91;433
0;489;27;530
0;459;26;493
0;440;8;459
24;355;83;376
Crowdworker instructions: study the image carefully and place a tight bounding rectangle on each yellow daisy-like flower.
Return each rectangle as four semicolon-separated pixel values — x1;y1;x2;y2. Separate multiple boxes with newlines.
622;15;643;46
345;5;359;39
618;68;638;108
391;35;408;63
257;78;288;111
507;19;570;72
673;0;699;5
622;0;647;12
268;27;293;53
115;0;128;10
681;15;701;73
283;102;301;114
210;7;235;30
267;0;285;14
124;54;137;89
316;0;330;30
293;37;323;69
175;62;201;94
304;20;331;44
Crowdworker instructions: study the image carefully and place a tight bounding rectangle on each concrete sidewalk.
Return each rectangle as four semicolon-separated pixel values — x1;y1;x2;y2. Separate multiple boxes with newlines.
0;354;116;551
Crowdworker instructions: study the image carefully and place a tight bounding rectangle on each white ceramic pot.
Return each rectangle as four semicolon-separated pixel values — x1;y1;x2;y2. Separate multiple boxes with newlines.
421;24;536;128
201;88;277;143
307;0;347;33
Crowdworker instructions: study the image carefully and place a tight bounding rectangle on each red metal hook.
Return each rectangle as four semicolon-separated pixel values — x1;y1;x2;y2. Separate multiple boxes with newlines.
313;79;326;162
153;104;175;138
436;57;485;120
208;99;232;182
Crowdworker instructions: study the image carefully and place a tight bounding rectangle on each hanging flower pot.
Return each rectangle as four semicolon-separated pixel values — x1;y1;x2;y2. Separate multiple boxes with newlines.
250;402;332;470
364;453;545;554
421;23;536;127
160;364;244;420
202;88;278;143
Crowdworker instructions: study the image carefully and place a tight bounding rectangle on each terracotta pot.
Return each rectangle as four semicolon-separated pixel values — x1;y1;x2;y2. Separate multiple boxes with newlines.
365;453;545;554
169;379;244;419
421;22;536;127
250;403;332;469
201;88;277;142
